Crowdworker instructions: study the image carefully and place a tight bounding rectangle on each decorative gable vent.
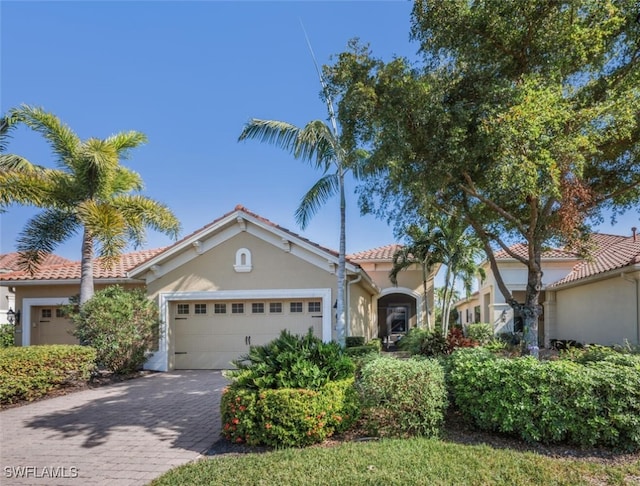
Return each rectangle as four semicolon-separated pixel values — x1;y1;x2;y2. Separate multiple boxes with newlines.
234;248;252;273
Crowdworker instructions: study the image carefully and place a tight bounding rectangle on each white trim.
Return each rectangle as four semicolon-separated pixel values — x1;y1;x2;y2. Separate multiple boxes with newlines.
21;297;71;346
233;248;253;273
149;288;332;372
379;287;423;327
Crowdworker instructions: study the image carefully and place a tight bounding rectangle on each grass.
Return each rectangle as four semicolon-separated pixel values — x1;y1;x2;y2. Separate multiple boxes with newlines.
150;437;640;486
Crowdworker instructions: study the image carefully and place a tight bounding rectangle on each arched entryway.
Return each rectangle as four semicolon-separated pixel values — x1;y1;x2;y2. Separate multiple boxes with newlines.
377;288;420;343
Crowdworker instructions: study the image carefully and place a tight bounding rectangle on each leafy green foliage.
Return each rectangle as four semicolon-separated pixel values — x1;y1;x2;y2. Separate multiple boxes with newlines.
357;356;447;438
221;378;359;448
69;286;160;374
465;323;494;345
345;336;365;347
0;345;96;404
448;348;640;451
226;329;355;390
344;344;380;358
398;327;478;357
0;324;15;348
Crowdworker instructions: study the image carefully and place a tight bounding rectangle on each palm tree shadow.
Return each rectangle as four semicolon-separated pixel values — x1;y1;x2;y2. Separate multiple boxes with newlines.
24;371;226;452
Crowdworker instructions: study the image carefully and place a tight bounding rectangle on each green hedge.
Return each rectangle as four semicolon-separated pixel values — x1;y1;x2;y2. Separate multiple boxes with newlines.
357;356;448;438
345;336;366;348
221;378;360;448
0;345;96;404
447;348;640;451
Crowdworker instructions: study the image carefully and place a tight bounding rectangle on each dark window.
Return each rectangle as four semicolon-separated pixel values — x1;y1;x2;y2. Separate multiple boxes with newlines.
308;301;321;313
252;303;264;314
269;302;282;313
232;303;244;314
290;302;303;313
214;303;227;314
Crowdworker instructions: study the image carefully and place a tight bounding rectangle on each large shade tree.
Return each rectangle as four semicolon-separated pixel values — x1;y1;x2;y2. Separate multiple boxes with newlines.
0;105;181;304
325;1;640;355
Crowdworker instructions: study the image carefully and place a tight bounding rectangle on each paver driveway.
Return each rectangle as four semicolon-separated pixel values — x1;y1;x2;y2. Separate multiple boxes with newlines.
1;370;227;486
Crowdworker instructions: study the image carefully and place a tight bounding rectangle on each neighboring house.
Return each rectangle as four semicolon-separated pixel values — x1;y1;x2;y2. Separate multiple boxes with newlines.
0;206;435;370
455;231;640;347
0;253;72;328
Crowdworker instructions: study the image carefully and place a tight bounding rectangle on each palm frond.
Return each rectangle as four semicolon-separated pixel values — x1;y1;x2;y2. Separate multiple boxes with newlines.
238;119;301;153
16;209;79;273
104;131;147;156
295;173;340;229
112;194;182;242
6;105;80;169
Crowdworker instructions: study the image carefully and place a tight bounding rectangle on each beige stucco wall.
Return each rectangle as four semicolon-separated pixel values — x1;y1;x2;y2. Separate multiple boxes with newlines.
555;273;639;345
146;232;338;297
12;282;144;346
348;279;374;341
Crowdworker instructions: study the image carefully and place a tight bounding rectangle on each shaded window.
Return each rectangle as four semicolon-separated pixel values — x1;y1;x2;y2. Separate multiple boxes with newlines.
232;303;244;314
290;302;303;313
252;303;264;314
177;304;189;315
308;301;321;313
214;303;227;314
269;302;282;314
194;304;207;315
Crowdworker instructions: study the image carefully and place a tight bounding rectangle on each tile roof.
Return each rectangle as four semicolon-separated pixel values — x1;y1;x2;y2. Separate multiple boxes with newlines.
0;253;73;272
0;248;165;282
550;233;640;287
494;243;578;260
348;244;403;261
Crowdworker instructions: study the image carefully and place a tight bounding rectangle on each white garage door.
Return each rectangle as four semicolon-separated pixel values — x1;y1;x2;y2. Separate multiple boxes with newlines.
173;298;324;369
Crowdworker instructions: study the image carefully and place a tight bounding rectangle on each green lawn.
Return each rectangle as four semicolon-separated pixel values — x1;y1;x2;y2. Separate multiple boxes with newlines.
151;437;640;486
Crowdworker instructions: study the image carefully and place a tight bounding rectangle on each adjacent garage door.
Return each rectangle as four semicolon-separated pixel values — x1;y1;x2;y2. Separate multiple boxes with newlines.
31;306;79;345
173;298;323;369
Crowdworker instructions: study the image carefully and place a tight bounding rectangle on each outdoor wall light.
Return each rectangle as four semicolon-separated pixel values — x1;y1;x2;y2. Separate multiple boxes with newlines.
7;308;20;326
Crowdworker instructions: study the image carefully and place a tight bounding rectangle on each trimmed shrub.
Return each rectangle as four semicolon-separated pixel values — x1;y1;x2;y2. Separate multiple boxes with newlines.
465;323;494;345
447;347;640;451
0;345;96;404
344;343;380;358
357;356;447;438
226;329;355;390
221;378;359;448
346;336;366;348
0;324;15;348
69;286;160;374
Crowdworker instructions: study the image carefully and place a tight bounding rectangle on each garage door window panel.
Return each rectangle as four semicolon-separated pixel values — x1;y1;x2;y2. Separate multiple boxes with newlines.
290;302;303;313
177;304;190;315
252;303;265;314
194;303;207;315
214;303;227;314
232;303;244;314
269;302;282;314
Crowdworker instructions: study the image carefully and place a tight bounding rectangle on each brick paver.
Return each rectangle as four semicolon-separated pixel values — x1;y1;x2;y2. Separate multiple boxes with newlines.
0;371;227;485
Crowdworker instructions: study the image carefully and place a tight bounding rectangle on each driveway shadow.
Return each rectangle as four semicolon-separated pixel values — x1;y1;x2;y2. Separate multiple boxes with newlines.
23;370;228;452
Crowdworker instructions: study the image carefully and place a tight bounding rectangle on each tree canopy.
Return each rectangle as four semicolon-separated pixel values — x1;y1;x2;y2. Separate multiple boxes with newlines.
325;0;640;354
0;105;181;303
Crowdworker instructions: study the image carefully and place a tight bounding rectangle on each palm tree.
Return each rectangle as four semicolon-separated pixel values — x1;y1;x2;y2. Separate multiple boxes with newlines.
238;119;366;347
438;219;486;334
389;225;444;330
0;105;181;304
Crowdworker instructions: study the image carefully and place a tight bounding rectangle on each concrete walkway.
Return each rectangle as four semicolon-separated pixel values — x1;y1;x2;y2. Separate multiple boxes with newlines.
1;371;227;486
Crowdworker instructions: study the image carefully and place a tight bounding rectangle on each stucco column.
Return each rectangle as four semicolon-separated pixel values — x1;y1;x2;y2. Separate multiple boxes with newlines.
543;290;557;348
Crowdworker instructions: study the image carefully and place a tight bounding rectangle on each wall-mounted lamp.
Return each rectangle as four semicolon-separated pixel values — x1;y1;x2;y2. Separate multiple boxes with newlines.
7;308;20;326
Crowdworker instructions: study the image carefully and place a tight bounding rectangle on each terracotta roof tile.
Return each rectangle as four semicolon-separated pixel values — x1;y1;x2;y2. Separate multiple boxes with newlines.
348;244;403;261
0;253;73;272
0;248;165;282
494;243;578;260
550;233;640;287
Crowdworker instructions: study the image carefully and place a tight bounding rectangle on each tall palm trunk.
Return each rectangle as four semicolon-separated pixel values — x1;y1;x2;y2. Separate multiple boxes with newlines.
79;228;94;304
421;262;432;329
335;168;347;347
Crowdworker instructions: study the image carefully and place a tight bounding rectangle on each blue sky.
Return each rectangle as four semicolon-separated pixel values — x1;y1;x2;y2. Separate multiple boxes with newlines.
1;1;638;262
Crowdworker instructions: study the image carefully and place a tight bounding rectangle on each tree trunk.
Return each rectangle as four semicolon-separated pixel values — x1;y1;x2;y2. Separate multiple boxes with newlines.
422;263;432;330
441;265;452;333
79;228;94;305
509;251;543;358
335;170;347;347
